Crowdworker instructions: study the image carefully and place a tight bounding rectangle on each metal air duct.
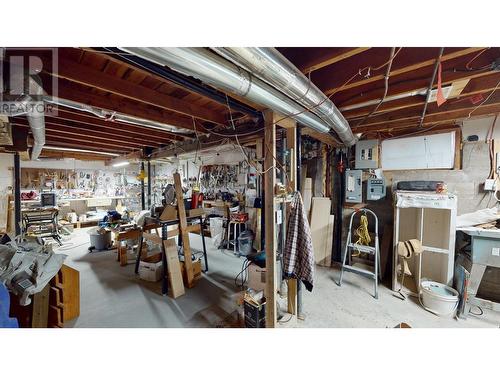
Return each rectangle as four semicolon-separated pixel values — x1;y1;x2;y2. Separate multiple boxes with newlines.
0;75;46;160
119;47;331;134
44;97;194;135
211;48;356;146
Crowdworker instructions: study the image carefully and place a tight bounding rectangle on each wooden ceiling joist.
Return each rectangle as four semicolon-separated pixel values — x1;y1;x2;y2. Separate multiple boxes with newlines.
50;108;185;143
54;83;200;136
302;47;371;75
300;128;340;147
40;149;112;160
337;70;500;109
12;119;165;148
353;89;500;128
353;103;500;133
49;58;227;129
42;139;127;155
344;79;499;120
81;48;229;111
13;123;140;151
324;47;486;96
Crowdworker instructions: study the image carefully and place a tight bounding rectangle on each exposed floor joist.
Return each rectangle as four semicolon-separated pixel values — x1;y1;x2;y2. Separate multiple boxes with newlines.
48;58;226;128
302;47;371;74
324;47;486;95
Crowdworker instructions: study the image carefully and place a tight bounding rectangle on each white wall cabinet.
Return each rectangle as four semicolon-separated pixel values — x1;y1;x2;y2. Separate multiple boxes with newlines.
392;191;457;294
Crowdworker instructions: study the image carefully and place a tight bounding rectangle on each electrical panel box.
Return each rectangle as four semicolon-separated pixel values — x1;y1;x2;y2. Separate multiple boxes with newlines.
367;177;386;201
355;139;379;169
345;169;362;203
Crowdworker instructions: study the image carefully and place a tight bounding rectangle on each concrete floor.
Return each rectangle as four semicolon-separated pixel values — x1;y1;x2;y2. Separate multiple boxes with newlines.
56;228;500;328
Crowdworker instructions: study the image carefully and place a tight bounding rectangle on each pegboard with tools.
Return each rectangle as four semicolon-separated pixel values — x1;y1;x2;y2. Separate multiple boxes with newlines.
199;163;248;191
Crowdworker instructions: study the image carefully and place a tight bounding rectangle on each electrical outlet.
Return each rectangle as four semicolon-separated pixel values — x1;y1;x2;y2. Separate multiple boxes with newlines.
484;179;496;191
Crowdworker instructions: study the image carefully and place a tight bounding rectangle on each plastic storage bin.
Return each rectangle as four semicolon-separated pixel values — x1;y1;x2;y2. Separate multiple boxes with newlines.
88;228;112;250
420;280;459;316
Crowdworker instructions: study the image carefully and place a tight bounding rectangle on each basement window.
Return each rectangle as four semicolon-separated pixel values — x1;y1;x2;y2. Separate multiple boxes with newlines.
380;131;456;170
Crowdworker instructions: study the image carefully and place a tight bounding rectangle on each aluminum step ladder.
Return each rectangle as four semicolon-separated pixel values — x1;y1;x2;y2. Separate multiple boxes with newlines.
338;208;381;299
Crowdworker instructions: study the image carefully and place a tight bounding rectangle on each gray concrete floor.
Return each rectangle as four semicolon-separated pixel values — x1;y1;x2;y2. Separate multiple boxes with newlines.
56;228;500;328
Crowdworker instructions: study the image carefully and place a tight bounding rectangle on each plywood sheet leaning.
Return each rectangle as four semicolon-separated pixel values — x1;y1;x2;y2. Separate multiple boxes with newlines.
302;178;313;219
164;239;185;299
173;172;194;288
309;197;332;266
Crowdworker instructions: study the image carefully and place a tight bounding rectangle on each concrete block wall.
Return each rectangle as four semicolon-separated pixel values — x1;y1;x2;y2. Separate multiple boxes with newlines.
386;141;492;215
336;116;499;279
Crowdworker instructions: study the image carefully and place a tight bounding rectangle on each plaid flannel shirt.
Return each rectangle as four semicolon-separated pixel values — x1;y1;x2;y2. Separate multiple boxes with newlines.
283;192;315;291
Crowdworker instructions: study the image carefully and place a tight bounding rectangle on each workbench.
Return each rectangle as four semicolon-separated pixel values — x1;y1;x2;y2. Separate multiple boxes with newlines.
459;227;500;315
21;206;61;244
135;213;208;296
110;224;142;266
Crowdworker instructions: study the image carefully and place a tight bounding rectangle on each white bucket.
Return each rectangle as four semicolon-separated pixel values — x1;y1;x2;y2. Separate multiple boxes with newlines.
419;280;459;317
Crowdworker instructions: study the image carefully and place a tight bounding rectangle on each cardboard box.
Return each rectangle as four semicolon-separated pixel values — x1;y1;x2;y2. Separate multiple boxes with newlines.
180;259;202;286
247;263;266;292
243;293;266;328
138;260;163;282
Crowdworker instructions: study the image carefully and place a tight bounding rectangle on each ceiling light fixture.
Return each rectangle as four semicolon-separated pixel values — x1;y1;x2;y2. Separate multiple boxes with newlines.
112;161;130;168
43;146;120;157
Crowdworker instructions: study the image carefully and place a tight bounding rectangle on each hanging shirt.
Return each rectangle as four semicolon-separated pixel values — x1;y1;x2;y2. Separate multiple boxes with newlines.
283;192;315;291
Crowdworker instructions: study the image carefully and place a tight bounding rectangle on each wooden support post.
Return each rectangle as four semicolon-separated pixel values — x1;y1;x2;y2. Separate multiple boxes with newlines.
141;162;146;210
173;172;194;288
264;109;277;328
14;153;21;236
285;124;298;315
322;144;328;197
147;160;152;208
286;126;297;192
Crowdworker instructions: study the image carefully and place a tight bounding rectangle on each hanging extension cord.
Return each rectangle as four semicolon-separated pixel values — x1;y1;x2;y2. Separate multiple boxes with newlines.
352;214;371;257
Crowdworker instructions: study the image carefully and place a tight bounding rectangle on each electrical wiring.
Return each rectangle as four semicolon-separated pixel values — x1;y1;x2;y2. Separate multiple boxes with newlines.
418;47;445;128
467;81;500;119
356;47;397;126
469;305;484;316
234;259;251;289
200;123;265;137
255;47;404;129
338;58;496;109
486;114;497;179
192;117;201;165
465;48;490;71
223;94;291;181
379;123;442;140
88;46;407;142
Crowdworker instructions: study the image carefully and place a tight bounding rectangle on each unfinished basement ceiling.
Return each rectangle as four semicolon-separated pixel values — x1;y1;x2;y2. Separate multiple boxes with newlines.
4;47;500;159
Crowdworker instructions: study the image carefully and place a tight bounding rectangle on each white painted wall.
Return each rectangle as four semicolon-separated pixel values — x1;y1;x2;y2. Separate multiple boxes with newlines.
461;115;500;142
22;158;114;170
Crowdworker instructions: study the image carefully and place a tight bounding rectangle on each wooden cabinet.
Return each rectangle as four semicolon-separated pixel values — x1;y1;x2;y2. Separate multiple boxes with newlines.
392;191;457;295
